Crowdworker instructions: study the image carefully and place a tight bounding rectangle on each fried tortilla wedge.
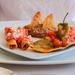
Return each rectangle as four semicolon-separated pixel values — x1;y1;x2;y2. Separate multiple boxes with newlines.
24;12;58;38
30;42;75;53
30;11;43;27
42;42;75;53
43;14;57;30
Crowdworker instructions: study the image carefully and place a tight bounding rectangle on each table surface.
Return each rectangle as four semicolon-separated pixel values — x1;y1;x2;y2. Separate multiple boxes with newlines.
0;64;75;75
0;0;75;75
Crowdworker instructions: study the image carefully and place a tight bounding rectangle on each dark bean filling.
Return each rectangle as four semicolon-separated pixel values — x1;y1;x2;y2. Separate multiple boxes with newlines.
10;45;16;48
24;24;57;38
23;45;27;48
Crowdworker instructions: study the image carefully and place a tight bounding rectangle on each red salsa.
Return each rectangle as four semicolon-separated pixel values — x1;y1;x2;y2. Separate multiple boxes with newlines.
47;26;75;47
5;27;33;44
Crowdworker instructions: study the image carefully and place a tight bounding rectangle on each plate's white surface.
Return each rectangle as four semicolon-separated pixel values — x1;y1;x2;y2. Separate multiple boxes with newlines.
0;21;75;60
0;48;75;65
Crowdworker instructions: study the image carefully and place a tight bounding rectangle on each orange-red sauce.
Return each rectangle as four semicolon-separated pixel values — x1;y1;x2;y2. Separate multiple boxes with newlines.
47;26;75;47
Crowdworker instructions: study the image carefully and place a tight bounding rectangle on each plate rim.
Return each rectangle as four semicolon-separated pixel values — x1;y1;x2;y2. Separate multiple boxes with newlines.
0;59;75;65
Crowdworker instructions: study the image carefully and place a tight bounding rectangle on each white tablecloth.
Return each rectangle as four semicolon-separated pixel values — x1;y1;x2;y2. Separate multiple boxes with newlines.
0;0;75;75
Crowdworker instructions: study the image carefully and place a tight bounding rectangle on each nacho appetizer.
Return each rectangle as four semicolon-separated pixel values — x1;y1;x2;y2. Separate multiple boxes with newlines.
5;27;33;50
4;12;75;53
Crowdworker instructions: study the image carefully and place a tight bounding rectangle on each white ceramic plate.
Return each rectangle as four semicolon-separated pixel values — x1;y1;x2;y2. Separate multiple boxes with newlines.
0;21;75;59
0;48;75;65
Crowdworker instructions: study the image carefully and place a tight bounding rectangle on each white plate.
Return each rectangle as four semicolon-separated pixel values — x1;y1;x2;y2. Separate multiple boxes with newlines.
0;21;75;59
0;49;75;65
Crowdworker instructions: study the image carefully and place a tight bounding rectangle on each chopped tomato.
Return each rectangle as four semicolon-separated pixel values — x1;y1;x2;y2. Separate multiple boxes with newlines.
17;26;21;33
53;39;62;47
47;31;57;37
47;31;58;41
5;27;14;34
16;36;23;44
62;40;69;47
47;31;54;36
47;31;62;47
17;26;21;30
6;34;15;41
23;28;28;36
70;35;75;42
50;35;55;41
70;26;75;30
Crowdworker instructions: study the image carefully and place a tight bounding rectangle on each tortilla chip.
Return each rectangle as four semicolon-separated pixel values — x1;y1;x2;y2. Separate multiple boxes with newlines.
43;14;57;30
30;11;43;27
31;42;75;53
